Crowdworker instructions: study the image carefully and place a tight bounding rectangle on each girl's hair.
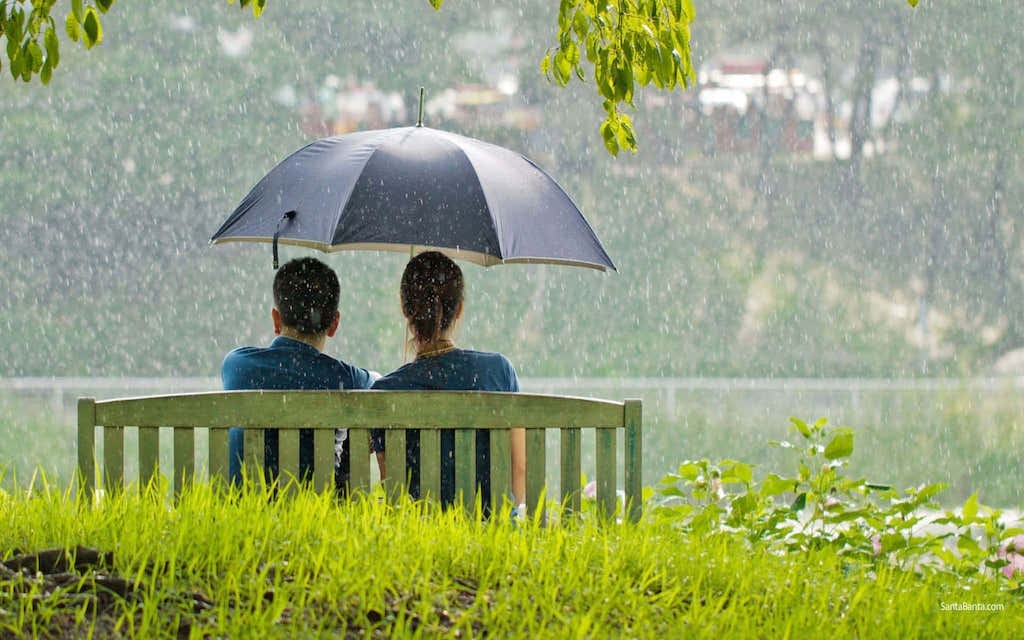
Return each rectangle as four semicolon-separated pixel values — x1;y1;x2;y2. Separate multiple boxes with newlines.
401;251;464;344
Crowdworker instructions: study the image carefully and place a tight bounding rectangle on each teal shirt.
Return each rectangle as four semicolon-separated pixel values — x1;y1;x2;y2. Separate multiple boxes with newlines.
222;336;373;484
371;348;519;508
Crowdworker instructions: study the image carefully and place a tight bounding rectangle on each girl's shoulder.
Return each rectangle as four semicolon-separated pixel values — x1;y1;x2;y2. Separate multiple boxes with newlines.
456;349;516;371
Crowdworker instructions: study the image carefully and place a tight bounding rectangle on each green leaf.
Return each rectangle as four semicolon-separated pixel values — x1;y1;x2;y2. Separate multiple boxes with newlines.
961;491;979;522
9;48;22;79
671;47;685;84
552;51;571;85
27;7;42;37
613;63;633;104
724;462;753;484
44;27;59;67
6;10;24;53
760;473;793;497
428;0;444;10
71;0;84;23
728;493;759;519
909;482;947;504
6;32;18;63
880;532;908;553
564;40;580;66
823;428;854;460
254;0;267;18
65;11;80;42
790;417;811;438
96;0;115;14
81;8;101;49
558;29;571;51
676;461;701;481
540;52;551;77
572;10;588;40
40;58;52;84
26;40;43;72
584;31;599;62
600;117;620;155
658;486;686;498
907;0;919;6
957;534;983;557
798;462;811;482
791;492;807;512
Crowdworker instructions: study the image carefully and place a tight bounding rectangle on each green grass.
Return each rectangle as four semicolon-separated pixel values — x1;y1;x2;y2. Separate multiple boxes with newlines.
1;481;1021;639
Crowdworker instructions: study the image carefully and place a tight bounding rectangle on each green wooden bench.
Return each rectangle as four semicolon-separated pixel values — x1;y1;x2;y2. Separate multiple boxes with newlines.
77;391;643;521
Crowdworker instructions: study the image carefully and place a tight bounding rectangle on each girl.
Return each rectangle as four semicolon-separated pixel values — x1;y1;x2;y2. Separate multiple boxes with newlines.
371;251;526;513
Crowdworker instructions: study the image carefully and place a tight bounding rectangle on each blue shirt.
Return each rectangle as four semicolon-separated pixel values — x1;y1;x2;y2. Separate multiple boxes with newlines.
222;336;374;484
371;348;519;508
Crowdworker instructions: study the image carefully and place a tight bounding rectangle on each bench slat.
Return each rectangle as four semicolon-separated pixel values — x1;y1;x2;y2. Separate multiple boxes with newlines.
104;426;124;493
419;429;441;501
209;427;230;484
77;398;96;497
139;427;160;488
314;429;333;493
489;429;511;513
384;430;406;502
454;429;476;512
173;428;194;495
243;429;265;487
560;428;581;513
278;429;301;496
525;428;546;519
596;427;617;517
93;391;626;429
349;428;371;493
624;399;643;523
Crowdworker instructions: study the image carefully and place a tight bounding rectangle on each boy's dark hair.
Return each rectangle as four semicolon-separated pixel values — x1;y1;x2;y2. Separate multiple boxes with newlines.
273;257;340;335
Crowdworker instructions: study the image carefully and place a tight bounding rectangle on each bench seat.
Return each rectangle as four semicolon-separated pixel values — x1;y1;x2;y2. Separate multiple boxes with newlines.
77;390;642;521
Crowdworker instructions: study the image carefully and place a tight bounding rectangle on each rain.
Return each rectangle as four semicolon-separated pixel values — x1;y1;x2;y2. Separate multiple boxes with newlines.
1;0;1022;509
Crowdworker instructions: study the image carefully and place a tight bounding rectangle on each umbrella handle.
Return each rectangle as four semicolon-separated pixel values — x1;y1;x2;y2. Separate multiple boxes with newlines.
272;210;297;269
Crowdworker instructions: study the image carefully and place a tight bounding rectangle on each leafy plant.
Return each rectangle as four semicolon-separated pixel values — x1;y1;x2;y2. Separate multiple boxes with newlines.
654;417;1024;587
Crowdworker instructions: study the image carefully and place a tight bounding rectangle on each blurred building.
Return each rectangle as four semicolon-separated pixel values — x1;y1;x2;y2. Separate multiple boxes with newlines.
299;77;408;137
425;82;541;132
695;56;817;155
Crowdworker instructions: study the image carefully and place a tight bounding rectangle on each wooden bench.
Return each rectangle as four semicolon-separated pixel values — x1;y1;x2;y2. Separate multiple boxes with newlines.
77;391;643;521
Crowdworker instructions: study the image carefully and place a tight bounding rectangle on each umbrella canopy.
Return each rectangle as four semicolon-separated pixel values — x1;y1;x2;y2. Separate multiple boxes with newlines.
210;126;615;271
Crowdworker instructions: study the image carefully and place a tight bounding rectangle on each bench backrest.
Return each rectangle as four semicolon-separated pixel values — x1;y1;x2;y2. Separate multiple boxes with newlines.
77;390;643;521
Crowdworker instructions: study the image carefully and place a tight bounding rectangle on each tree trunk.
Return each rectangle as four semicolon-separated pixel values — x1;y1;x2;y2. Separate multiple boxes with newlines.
816;41;838;160
844;24;879;202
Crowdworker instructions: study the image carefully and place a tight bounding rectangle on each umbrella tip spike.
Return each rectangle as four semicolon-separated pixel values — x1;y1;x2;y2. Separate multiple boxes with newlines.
417;87;425;127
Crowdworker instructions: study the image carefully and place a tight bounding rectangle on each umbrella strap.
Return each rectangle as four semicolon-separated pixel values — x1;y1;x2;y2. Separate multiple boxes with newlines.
272;210;297;269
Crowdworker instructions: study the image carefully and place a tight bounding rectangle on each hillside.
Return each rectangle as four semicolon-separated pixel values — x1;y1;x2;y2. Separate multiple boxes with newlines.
1;0;1020;378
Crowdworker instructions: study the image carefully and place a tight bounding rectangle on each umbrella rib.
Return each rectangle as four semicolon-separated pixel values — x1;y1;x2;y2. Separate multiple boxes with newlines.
448;137;506;261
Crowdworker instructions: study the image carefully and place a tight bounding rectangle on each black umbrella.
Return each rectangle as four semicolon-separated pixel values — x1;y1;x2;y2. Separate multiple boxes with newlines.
210;125;615;271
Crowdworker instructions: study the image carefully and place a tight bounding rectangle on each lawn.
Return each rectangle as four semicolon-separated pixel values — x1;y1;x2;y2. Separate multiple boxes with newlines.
1;476;1021;639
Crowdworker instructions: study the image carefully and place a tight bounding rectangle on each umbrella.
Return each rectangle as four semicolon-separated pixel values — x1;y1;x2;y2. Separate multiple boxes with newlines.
210;125;615;271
